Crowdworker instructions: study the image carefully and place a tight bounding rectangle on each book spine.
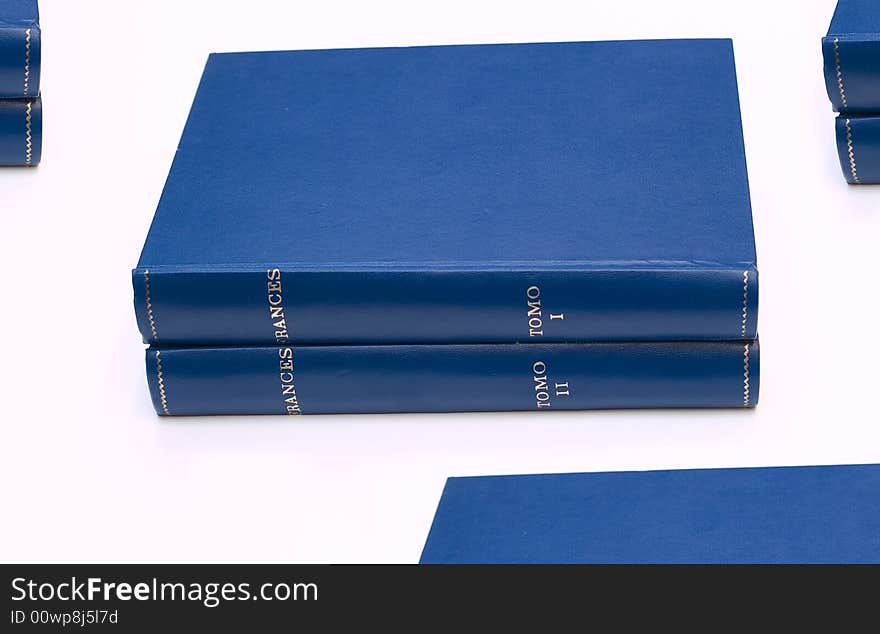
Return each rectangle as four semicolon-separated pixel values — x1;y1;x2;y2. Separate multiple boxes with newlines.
145;340;759;416
132;266;759;345
0;25;40;98
823;35;880;113
835;114;880;184
0;96;40;166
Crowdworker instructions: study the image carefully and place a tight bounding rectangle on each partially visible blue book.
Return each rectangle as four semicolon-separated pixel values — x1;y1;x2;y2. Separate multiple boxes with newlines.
420;465;880;564
134;39;758;346
0;95;39;166
836;114;880;184
823;0;880;113
144;340;758;416
0;0;39;98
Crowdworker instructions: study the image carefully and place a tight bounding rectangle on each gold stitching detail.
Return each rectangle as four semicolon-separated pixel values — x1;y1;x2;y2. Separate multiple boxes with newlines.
833;38;848;110
845;119;860;184
23;28;30;96
144;269;159;340
740;270;749;338
743;343;750;408
24;100;32;165
155;351;170;415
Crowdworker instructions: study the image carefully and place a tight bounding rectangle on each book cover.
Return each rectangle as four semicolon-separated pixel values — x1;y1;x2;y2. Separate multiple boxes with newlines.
0;0;39;99
420;465;880;564
134;39;758;346
823;0;880;113
0;95;39;165
145;340;758;416
836;114;880;184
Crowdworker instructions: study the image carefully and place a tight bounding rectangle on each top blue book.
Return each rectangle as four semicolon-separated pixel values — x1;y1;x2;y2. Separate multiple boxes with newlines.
823;0;880;112
420;465;880;563
0;0;39;98
134;39;758;346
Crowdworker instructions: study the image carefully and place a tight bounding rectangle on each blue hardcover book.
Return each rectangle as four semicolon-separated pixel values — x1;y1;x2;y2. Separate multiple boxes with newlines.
420;464;880;564
133;39;759;346
836;114;880;184
0;94;39;165
144;340;758;416
823;0;880;113
0;0;39;98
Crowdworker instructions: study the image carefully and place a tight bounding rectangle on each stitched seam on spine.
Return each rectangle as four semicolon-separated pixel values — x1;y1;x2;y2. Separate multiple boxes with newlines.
834;38;848;110
845;118;860;184
24;101;32;165
23;28;30;96
743;343;750;408
144;270;159;340
155;351;170;415
740;270;749;338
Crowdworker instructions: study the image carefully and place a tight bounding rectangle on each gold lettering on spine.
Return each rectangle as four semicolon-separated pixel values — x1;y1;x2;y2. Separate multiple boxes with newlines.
278;347;302;415
266;268;290;343
527;286;544;337
532;361;551;408
525;285;565;337
531;360;572;410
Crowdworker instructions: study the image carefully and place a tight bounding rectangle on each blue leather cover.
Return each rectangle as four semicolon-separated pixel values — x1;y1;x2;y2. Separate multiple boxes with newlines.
420;464;880;563
0;0;39;98
145;340;758;416
134;40;759;345
823;0;880;112
835;114;880;184
0;95;39;165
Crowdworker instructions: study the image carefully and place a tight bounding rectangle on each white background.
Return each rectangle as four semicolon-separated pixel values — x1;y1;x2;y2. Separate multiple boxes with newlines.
1;0;878;563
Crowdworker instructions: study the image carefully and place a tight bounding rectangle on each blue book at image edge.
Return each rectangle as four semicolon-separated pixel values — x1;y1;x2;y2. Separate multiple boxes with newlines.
134;39;758;346
836;114;880;184
145;340;758;416
0;95;40;166
420;464;880;564
0;0;40;98
823;0;880;112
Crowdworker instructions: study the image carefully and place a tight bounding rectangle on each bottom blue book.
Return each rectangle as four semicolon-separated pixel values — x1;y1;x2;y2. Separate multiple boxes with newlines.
836;114;880;184
0;97;41;166
145;341;758;416
420;464;880;563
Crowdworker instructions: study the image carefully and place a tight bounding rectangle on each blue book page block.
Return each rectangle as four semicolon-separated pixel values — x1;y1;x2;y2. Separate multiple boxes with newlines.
420;465;880;563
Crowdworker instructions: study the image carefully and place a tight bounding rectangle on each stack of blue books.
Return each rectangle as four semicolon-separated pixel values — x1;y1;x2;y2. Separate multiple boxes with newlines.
133;39;760;416
823;0;880;183
0;0;40;166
